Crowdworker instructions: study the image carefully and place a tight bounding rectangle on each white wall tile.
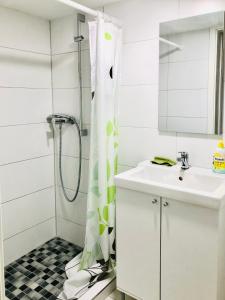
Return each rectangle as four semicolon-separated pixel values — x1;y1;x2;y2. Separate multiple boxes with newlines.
51;14;89;55
52;52;79;88
55;156;89;193
0;88;52;126
0;48;51;88
52;50;90;89
159;29;211;134
51;14;91;243
3;188;55;239
0;7;50;54
159;63;168;91
51;14;77;55
168;29;210;63
159;40;169;63
119;85;158;128
53;88;91;125
159;91;167;117
167;89;208;117
54;125;90;159
118;127;177;166
122;40;159;86
177;133;218;168
57;217;85;248
4;218;55;265
56;188;87;226
167;117;208;134
0;7;55;261
53;88;79;114
168;60;209;90
158;116;167;131
0;156;54;203
0;123;53;165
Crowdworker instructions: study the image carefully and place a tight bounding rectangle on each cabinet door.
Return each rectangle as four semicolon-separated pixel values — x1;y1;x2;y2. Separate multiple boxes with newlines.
161;198;218;300
116;188;160;300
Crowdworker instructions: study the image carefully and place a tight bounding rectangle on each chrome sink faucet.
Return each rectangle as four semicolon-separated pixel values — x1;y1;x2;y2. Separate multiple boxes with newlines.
177;151;190;170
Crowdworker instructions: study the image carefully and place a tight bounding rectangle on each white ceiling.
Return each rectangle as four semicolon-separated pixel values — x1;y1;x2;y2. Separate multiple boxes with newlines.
0;0;120;20
75;0;119;8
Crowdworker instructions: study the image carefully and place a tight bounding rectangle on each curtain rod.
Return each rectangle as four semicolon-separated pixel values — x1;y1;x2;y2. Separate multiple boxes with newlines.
55;0;122;27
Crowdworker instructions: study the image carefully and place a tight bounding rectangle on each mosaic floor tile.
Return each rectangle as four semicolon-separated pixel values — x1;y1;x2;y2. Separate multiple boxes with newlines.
5;237;82;300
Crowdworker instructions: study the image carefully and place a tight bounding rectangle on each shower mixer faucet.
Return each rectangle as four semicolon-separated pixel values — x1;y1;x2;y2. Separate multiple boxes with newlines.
46;113;82;203
46;114;76;125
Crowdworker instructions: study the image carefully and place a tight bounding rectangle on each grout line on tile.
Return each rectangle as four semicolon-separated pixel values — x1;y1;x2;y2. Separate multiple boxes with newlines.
0;121;49;128
0;86;51;90
53;87;91;90
52;48;90;56
58;155;89;161
0;154;53;167
56;185;88;195
2;186;54;205
0;86;51;89
53;86;91;89
3;217;55;241
159;88;208;91
0;44;50;56
121;83;157;87
49;19;58;238
59;216;86;228
58;217;85;228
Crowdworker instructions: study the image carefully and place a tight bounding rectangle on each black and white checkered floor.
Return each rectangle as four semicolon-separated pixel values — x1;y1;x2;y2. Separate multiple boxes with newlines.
5;237;82;300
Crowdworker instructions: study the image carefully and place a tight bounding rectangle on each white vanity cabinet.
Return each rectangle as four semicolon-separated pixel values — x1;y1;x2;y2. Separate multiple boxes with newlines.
161;197;218;300
116;187;224;300
117;188;160;300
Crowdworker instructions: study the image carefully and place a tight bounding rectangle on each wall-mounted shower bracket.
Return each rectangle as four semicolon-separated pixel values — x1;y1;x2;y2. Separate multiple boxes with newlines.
75;13;88;137
77;13;85;23
80;128;88;136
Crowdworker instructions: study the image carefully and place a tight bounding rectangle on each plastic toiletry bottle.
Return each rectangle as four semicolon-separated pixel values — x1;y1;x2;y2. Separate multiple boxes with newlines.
213;140;225;174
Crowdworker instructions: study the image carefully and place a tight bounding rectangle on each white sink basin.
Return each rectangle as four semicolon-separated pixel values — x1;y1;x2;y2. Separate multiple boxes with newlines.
115;161;225;209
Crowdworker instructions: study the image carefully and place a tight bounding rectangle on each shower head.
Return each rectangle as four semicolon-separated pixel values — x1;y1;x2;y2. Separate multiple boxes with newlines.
74;35;84;42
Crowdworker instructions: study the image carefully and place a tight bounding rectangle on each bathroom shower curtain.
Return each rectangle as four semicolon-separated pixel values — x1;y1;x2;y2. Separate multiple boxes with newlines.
80;13;122;270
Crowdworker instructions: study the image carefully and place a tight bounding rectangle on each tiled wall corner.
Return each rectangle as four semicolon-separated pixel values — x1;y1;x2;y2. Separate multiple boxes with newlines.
0;6;55;265
51;14;91;246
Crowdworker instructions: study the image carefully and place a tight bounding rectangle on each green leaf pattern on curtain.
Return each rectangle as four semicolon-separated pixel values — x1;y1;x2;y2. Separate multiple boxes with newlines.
80;17;121;271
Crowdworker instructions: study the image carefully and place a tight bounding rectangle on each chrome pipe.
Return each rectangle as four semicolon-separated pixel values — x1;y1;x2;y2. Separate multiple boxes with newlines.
75;13;88;136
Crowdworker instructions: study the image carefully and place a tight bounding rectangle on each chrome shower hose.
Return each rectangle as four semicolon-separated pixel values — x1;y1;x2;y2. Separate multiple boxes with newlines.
58;121;82;202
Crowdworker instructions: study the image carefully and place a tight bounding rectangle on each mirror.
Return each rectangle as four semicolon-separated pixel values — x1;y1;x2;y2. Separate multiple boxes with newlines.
158;11;224;135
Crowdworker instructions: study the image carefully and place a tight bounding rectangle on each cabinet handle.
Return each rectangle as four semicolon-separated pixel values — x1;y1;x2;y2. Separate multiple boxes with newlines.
152;198;158;204
163;201;169;207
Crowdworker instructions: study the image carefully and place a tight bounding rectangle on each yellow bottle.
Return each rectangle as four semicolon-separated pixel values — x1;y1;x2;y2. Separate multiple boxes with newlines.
213;140;225;174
